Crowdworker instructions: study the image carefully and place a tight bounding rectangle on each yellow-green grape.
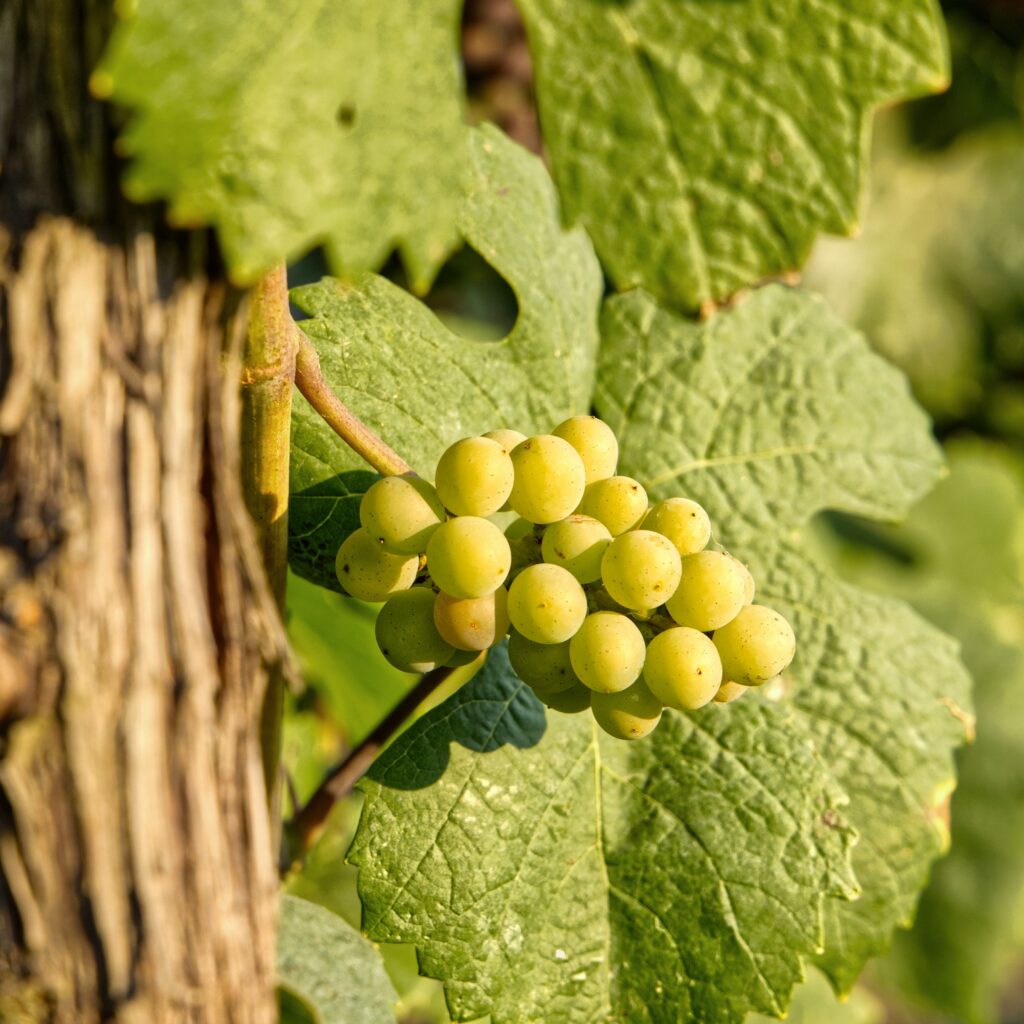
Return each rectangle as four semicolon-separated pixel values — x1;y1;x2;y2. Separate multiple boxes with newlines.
507;632;578;694
507;563;587;643
359;474;446;554
591;679;663;740
508;435;587;524
552;415;618;484
643;627;722;710
577;476;648;536
505;516;535;541
600;530;682;611
541;514;612;584
712;604;796;685
375;588;454;672
713;680;748;704
483;428;528;454
434;436;514;517
335;528;419;602
665;550;750;632
642;498;712;557
433;587;510;652
426;517;511;599
541;681;592;714
569;612;646;693
740;559;756;605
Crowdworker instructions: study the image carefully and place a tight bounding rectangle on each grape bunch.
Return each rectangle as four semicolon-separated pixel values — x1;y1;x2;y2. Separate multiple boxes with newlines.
335;417;796;741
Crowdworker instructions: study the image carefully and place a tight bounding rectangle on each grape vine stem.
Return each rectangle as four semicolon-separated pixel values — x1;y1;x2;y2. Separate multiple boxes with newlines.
282;665;456;871
293;332;412;477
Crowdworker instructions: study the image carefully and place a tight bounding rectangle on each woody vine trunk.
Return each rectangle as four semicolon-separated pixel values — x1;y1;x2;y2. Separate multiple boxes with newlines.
0;2;284;1020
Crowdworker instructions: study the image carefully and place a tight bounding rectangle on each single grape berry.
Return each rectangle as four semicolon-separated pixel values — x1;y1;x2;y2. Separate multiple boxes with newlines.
507;632;579;694
643;627;722;710
577;475;648;536
712;604;796;685
591;679;663;740
433;587;510;651
508;435;587;524
335;528;419;603
665;550;749;632
642;498;712;557
601;530;682;611
434;436;515;518
426;517;511;599
483;428;528;454
541;681;592;714
541;514;612;584
375;587;454;672
507;563;587;644
569;611;646;693
359;474;446;554
713;680;748;704
552;415;618;484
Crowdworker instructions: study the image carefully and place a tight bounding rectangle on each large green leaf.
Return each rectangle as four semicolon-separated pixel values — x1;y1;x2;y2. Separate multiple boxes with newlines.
352;642;858;1024
288;125;602;590
815;442;1024;1023
277;895;398;1024
597;286;970;991
96;0;465;288
351;285;971;1022
517;0;949;309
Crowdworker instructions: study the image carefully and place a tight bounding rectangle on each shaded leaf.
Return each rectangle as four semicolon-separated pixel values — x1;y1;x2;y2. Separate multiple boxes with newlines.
277;895;398;1024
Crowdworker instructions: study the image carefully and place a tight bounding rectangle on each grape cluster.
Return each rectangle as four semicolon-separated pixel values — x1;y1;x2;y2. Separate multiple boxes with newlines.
336;417;796;741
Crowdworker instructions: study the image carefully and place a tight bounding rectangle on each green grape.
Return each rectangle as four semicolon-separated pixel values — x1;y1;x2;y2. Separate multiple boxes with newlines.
642;498;712;557
552;415;618;484
434;436;514;517
507;632;578;694
541;514;612;584
740;559;756;605
508;435;586;524
591;679;663;740
375;588;454;672
483;428;528;454
713;680;748;704
507;563;587;644
643;626;722;710
577;476;648;536
600;530;682;611
712;604;796;685
569;612;646;693
426;517;511;599
433;587;510;651
665;550;749;631
359;473;446;554
335;528;419;602
541;681;592;714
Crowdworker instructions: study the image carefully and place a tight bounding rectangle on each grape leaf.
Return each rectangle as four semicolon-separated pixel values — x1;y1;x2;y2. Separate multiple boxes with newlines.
288;125;602;590
96;0;465;288
277;894;398;1024
748;967;882;1024
595;286;972;992
351;642;858;1024
351;285;971;1021
516;0;949;309
815;442;1024;1023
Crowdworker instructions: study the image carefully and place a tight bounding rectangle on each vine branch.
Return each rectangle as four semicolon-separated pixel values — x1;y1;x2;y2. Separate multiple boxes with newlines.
294;333;412;477
283;665;457;870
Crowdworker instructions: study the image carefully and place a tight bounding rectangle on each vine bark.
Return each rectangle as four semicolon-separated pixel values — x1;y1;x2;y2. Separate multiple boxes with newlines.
0;2;283;1021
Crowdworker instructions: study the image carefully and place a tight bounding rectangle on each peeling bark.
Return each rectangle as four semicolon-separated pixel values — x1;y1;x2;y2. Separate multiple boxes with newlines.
0;2;284;1020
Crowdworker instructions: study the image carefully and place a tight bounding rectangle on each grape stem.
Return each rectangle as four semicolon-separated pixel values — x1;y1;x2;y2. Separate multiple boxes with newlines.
281;664;455;871
293;332;412;477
